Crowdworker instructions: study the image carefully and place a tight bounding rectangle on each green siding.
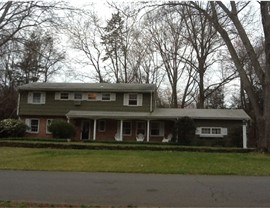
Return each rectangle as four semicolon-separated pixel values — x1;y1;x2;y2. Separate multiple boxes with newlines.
193;119;243;147
19;91;152;116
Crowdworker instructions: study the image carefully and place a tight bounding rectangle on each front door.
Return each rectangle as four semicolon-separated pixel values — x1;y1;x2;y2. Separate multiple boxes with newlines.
81;120;91;140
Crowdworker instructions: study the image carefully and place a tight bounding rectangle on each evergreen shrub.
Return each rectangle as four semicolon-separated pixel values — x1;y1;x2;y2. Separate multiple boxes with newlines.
0;119;28;138
173;117;196;145
48;119;75;139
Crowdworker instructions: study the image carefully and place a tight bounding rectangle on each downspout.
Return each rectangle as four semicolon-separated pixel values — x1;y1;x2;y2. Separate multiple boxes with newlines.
150;91;153;112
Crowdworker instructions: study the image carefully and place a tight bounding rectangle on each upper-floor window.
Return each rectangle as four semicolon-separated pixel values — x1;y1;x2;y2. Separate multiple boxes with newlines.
60;92;69;100
28;92;46;104
88;92;96;100
123;93;143;106
74;93;82;100
55;92;116;101
102;93;111;101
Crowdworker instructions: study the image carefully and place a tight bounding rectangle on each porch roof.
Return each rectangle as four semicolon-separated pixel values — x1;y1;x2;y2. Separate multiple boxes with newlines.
66;108;250;120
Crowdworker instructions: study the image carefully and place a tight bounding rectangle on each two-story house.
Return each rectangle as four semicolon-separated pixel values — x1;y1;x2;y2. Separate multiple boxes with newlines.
17;82;251;147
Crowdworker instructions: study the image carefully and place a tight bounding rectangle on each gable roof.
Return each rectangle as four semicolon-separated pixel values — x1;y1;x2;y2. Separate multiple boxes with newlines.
18;82;156;92
66;108;250;121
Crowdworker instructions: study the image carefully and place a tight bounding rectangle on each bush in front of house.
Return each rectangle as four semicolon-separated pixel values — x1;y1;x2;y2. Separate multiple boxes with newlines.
173;117;196;145
0;119;28;138
48;119;75;139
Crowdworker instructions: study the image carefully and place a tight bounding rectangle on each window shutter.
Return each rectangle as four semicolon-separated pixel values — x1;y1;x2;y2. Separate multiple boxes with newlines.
40;92;46;104
82;93;87;100
195;127;201;135
25;119;30;132
96;93;102;101
137;94;143;106
27;92;33;104
123;94;129;106
221;128;228;136
110;93;116;101
69;92;74;100
55;92;60;100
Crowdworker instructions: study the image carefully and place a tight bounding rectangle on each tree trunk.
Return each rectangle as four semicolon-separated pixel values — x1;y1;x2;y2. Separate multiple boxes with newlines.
172;83;178;108
261;2;270;151
197;70;204;109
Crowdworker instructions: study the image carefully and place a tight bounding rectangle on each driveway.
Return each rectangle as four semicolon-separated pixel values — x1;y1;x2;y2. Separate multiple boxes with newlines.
0;170;269;207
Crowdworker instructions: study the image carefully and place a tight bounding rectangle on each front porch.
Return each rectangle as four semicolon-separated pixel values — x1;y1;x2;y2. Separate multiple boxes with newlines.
70;118;174;143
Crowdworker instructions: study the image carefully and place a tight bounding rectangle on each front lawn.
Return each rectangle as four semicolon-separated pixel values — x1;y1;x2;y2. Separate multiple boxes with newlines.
0;147;269;175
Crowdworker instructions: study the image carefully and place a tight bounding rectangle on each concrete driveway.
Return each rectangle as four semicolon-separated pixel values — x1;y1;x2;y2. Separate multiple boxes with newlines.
0;170;269;207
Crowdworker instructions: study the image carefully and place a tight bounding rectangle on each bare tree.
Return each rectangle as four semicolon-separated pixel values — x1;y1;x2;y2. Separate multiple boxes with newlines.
187;1;270;151
144;6;191;108
179;4;237;109
65;9;106;83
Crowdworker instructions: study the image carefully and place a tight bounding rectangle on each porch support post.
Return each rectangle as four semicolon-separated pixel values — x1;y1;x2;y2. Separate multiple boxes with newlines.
147;120;150;142
242;120;247;149
93;119;97;141
120;119;123;141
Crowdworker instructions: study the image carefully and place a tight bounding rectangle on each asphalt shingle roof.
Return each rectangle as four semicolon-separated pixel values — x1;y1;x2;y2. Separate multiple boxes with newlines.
66;108;250;120
18;82;156;92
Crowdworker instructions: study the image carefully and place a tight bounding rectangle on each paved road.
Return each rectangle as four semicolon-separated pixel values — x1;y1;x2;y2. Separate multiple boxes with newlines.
0;170;269;207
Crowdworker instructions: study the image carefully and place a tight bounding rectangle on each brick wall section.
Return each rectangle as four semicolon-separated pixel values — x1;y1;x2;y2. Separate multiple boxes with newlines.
71;119;176;142
21;116;66;138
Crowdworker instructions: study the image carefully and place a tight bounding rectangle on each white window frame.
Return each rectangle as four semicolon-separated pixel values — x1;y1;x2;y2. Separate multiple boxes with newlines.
87;92;97;101
98;120;106;132
123;93;143;106
60;92;69;100
136;121;146;136
74;92;83;100
196;127;227;138
150;121;164;137
123;121;132;136
101;93;111;101
25;118;40;133
28;92;46;104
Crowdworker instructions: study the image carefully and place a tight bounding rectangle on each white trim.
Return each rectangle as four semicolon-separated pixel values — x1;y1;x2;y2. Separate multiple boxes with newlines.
243;121;247;149
196;127;227;138
147;120;150;142
17;93;20;116
27;92;46;104
93;119;97;141
25;118;40;133
150;121;164;137
122;121;132;136
136;121;146;136
123;93;143;106
120;120;123;141
46;119;53;134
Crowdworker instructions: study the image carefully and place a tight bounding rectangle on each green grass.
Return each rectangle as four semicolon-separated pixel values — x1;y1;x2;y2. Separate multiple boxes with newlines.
0;147;269;175
0;200;106;208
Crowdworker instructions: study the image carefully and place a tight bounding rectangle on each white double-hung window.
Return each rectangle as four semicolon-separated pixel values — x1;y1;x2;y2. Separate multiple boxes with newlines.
123;93;143;106
196;127;227;138
28;92;46;104
25;119;40;133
